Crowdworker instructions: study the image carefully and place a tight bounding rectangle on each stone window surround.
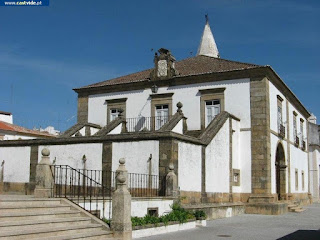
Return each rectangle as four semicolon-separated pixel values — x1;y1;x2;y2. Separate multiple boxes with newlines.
277;95;283;128
199;88;225;130
106;98;127;124
150;93;174;123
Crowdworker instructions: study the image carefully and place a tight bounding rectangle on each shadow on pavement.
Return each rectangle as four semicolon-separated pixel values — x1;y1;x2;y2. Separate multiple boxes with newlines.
277;230;320;240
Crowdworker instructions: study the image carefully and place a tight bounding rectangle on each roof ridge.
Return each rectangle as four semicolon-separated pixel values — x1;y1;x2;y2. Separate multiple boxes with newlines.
197;55;259;66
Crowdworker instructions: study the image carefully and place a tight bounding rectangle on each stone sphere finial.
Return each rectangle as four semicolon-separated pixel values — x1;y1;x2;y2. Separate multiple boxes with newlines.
119;158;125;165
41;148;50;157
177;102;183;113
168;163;174;171
117;174;126;183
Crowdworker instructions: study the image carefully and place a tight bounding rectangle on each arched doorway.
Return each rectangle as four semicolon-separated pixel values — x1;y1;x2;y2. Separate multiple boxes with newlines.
275;143;287;200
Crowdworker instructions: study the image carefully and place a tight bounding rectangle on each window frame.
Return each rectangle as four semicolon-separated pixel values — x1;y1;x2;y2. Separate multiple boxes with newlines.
199;88;225;130
150;93;173;130
106;98;127;124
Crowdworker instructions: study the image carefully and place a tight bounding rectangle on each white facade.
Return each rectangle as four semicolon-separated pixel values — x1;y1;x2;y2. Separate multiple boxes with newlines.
178;142;202;192
269;80;309;196
0;146;31;183
88;79;251;130
205;120;230;193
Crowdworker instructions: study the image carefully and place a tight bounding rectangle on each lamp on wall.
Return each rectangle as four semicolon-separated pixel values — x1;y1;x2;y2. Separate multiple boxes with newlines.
151;84;158;93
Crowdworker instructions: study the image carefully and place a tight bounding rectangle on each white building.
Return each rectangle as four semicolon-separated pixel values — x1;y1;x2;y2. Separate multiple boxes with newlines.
0;111;56;140
0;18;316;214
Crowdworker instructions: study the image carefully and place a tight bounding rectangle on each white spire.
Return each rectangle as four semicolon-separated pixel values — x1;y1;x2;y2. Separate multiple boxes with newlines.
197;15;220;58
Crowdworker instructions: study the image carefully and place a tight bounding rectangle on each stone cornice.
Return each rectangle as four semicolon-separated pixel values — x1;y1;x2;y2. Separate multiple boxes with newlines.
0;130;205;147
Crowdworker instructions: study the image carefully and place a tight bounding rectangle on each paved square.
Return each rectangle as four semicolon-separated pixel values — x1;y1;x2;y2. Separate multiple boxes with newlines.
142;203;320;240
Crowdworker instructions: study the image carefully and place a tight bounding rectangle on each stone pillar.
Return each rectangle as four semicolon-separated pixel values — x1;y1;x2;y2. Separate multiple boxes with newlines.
166;163;178;197
111;158;132;240
34;148;53;198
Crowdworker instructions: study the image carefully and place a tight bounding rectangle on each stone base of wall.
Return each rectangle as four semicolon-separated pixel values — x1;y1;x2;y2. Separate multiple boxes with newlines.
245;202;288;215
289;193;311;205
201;192;251;204
248;194;278;203
180;191;201;204
0;182;33;195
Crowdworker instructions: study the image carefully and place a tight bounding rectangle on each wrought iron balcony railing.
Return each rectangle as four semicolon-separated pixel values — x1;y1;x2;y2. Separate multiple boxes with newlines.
279;124;285;138
125;115;172;132
302;140;306;151
294;136;299;147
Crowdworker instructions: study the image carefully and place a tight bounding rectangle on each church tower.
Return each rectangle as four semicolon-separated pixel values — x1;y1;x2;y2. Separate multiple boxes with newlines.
197;15;220;58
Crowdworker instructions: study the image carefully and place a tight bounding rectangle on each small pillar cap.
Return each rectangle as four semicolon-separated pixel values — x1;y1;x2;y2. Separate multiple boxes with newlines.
41;148;50;157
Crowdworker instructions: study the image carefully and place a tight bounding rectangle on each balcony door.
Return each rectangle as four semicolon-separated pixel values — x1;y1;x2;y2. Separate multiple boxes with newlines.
155;104;169;130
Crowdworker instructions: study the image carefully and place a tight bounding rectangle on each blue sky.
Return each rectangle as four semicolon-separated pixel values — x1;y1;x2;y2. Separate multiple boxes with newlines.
0;0;319;131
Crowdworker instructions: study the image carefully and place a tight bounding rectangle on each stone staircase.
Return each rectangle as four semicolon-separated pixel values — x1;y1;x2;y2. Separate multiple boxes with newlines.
0;196;115;239
287;201;306;213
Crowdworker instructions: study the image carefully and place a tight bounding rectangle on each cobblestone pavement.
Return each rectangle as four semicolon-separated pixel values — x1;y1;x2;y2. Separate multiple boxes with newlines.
141;203;320;240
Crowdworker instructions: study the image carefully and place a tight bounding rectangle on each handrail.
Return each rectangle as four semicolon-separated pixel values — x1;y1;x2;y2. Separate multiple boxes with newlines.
52;165;111;220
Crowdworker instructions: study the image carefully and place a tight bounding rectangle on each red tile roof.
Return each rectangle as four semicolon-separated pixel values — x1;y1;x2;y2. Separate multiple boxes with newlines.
0;121;56;138
76;55;260;90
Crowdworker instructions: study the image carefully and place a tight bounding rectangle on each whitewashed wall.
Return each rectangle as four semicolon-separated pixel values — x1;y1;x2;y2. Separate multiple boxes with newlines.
81;198;174;219
308;146;320;200
38;144;103;171
231;119;241;193
269;80;308;194
0;146;30;183
205;120;230;193
88;78;251;130
239;130;251;193
178;142;202;192
112;141;159;175
172;119;183;134
270;135;288;194
290;145;308;193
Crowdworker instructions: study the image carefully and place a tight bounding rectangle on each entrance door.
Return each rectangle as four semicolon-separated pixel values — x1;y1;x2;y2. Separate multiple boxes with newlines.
275;143;286;200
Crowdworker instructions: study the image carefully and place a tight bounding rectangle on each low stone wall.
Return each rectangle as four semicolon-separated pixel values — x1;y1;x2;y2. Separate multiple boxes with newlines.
183;203;245;220
132;220;206;239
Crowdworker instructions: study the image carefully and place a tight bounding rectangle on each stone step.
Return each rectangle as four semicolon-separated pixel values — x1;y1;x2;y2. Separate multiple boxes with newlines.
0;223;103;239
0;209;82;222
31;230;115;240
294;208;306;213
0;199;63;207
0;216;92;232
0;204;71;213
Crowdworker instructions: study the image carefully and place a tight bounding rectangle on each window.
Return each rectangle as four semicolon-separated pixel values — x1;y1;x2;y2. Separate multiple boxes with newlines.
199;88;225;130
205;100;220;127
106;98;127;124
110;109;121;121
150;93;173;130
300;118;304;148
155;104;169;130
277;95;284;137
293;112;298;145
